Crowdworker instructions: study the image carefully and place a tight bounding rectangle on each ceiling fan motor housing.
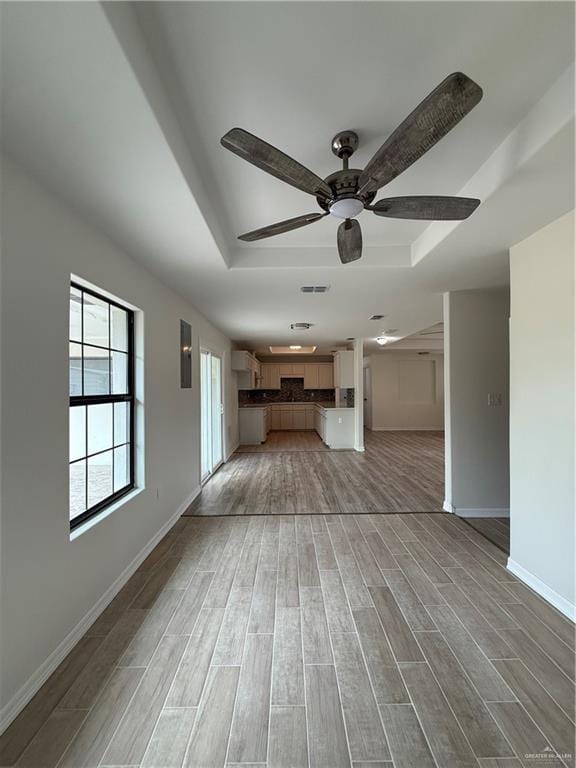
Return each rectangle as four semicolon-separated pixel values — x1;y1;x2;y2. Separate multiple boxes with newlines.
317;169;377;216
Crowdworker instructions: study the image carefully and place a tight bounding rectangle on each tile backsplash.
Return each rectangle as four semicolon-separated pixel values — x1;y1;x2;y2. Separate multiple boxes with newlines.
238;377;335;404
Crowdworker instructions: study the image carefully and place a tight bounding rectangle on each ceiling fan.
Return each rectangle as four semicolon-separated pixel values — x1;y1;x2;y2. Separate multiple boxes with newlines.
221;72;483;264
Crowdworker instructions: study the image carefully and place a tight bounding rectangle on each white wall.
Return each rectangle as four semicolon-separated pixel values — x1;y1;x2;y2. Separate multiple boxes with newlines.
509;211;575;617
0;158;237;722
444;289;510;516
367;351;444;431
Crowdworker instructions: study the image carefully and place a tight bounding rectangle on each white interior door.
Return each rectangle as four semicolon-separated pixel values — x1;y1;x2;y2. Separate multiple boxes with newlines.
201;349;224;482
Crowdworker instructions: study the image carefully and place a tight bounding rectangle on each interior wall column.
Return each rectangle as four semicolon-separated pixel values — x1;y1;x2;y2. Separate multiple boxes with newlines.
353;339;364;452
443;289;510;517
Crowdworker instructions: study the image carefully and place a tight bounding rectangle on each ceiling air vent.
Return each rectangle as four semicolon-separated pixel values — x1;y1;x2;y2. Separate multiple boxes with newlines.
301;286;330;293
370;314;386;320
291;322;313;330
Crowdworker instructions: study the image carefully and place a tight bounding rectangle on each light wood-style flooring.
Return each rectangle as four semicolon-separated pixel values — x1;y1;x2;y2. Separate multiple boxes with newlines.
1;512;574;768
190;431;444;516
236;430;329;453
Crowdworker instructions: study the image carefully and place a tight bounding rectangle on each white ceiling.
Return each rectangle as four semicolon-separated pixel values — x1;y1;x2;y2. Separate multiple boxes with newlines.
1;2;574;350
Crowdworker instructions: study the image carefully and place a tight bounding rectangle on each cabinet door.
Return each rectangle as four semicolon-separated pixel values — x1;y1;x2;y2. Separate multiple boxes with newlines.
271;410;282;429
261;364;280;389
318;363;334;389
278;364;293;376
304;363;319;389
269;364;280;389
334;351;354;387
292;364;305;376
305;409;315;429
293;410;306;429
280;409;293;429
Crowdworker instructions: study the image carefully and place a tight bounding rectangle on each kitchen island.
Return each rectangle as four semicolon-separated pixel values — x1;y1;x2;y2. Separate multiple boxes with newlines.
238;402;355;449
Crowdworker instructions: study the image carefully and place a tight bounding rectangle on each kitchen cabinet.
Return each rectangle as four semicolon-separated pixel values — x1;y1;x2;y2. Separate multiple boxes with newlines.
305;408;315;429
260;363;280;389
293;410;306;429
317;363;334;389
271;409;282;429
333;350;355;388
233;350;261;390
277;363;306;377
239;408;267;444
280;409;293;429
304;364;319;389
304;362;334;390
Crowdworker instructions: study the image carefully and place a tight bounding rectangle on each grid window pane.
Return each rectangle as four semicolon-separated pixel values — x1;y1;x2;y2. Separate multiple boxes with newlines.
70;460;86;521
114;402;129;446
87;403;113;455
114;445;129;492
70;405;86;462
111;305;128;351
69;343;83;395
88;451;113;508
111;351;128;394
70;283;133;527
84;346;110;395
83;293;109;347
70;287;82;342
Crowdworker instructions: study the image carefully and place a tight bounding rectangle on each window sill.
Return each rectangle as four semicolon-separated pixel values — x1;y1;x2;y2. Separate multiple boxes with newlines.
70;487;143;541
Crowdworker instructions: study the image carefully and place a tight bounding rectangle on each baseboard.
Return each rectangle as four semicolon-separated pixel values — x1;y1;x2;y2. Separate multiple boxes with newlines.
453;507;510;518
0;485;201;736
443;500;454;513
226;441;239;461
507;558;575;622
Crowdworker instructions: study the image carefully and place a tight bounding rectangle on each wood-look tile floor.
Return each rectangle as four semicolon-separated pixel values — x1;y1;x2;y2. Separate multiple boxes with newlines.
189;431;445;516
465;518;510;554
2;512;574;768
236;431;329;453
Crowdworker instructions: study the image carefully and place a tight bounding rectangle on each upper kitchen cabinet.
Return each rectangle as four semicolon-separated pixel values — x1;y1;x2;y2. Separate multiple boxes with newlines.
333;350;355;388
232;350;261;390
303;362;334;390
317;363;334;389
278;363;305;376
260;363;280;389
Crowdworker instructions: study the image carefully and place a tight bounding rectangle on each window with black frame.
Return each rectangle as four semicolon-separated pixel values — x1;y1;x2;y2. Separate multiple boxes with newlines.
69;283;134;528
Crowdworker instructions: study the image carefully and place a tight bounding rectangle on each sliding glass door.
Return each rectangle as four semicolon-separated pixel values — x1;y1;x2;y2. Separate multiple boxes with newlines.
200;349;223;482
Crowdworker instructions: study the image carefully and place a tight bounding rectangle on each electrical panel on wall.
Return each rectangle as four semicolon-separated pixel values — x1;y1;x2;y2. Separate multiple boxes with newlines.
180;320;192;389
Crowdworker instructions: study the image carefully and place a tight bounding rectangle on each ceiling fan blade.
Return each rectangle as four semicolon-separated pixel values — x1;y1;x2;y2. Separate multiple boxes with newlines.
337;219;362;264
238;212;327;242
222;128;333;200
371;196;480;220
358;73;483;195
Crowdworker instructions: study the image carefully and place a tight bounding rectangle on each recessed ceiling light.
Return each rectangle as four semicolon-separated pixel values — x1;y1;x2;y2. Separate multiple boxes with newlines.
269;346;317;354
376;337;388;346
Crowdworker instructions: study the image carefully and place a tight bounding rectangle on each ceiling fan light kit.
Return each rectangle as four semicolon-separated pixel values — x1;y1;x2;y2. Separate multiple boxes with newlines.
221;72;483;264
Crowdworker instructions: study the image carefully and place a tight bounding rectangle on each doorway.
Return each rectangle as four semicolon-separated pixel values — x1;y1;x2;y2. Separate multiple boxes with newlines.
200;349;223;483
363;365;372;429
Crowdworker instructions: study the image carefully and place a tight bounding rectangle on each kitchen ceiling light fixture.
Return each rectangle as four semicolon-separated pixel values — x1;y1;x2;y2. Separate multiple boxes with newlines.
376;337;388;346
269;345;317;354
221;72;483;264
